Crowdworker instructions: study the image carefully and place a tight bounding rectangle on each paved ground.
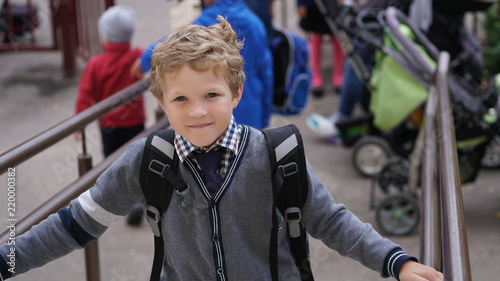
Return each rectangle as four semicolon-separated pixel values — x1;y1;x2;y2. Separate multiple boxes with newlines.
0;0;499;280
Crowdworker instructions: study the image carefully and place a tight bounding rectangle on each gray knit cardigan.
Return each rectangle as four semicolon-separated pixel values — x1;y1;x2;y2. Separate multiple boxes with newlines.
0;126;402;280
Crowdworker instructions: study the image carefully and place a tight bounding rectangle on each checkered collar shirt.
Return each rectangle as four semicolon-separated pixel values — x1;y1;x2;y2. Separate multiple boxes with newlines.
174;116;242;178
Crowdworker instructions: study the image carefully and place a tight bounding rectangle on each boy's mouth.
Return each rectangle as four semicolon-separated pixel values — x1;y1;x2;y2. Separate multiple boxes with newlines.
188;123;213;129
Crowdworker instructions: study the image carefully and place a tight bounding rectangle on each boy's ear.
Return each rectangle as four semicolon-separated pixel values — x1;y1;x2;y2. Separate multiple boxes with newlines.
156;97;166;112
232;84;243;109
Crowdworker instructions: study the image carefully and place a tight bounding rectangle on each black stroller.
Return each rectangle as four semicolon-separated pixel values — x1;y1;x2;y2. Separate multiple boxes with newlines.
313;0;500;235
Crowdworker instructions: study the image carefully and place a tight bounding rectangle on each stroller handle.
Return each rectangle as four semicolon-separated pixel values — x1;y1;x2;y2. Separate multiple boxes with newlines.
385;7;439;76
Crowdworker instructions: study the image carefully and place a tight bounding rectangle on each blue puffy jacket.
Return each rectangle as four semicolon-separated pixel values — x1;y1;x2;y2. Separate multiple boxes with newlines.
141;0;274;129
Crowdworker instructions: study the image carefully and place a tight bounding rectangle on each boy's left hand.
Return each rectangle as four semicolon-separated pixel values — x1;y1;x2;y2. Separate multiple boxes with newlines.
399;260;444;281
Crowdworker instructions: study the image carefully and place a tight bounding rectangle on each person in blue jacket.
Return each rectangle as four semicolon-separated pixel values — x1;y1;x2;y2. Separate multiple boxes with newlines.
132;0;274;130
243;0;275;45
202;0;275;44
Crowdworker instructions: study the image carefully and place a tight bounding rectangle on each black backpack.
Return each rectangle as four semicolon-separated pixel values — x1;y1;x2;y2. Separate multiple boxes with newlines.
139;124;313;281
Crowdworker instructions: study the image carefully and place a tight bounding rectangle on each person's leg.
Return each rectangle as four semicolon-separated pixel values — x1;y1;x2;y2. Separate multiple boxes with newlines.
338;39;373;117
331;35;345;92
305;37;349;142
100;124;145;157
306;39;373;142
310;32;324;97
100;127;115;158
306;44;343;144
338;60;364;117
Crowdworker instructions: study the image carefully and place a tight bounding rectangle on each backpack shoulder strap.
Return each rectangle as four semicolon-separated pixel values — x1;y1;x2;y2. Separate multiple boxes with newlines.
141;129;173;228
263;124;313;281
139;128;192;281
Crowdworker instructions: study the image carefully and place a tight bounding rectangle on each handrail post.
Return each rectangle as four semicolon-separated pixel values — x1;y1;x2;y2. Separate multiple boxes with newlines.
4;0;14;43
78;129;93;176
59;0;78;77
78;130;101;281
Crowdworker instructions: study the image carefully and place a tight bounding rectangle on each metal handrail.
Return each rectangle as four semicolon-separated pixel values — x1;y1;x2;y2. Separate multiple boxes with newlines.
0;75;159;281
0;116;168;242
435;52;472;281
0;76;151;174
420;52;472;280
420;83;441;270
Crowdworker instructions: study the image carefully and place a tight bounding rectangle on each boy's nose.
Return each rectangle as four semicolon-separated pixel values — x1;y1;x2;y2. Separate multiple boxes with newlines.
189;101;208;117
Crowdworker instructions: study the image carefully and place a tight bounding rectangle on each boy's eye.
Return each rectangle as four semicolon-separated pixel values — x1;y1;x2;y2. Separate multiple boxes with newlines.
174;96;186;102
207;92;217;98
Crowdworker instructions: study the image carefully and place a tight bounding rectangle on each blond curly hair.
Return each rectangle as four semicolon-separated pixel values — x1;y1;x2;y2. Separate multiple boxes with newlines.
150;16;246;100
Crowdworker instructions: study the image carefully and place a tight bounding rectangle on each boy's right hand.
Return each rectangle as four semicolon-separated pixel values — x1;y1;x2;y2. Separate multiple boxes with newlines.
130;58;144;79
399;260;444;281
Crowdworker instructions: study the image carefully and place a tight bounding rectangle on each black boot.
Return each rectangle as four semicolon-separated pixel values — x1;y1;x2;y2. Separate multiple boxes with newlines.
312;87;324;98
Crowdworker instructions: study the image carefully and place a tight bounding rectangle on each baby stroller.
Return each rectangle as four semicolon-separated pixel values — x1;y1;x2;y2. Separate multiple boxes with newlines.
316;0;498;176
314;0;500;235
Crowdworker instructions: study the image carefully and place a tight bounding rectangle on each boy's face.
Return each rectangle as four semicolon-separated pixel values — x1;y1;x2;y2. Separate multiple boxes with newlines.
157;64;242;148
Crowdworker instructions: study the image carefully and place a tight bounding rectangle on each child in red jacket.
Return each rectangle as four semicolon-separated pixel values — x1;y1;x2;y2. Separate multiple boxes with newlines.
75;6;146;226
75;5;145;157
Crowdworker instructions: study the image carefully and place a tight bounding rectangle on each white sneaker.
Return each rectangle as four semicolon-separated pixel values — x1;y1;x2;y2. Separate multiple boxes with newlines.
306;113;340;143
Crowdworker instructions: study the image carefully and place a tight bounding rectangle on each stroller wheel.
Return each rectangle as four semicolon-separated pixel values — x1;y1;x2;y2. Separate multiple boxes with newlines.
375;192;419;236
352;136;393;177
481;136;500;169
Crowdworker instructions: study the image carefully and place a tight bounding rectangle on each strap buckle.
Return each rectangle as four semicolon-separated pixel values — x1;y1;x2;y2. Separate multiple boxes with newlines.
149;159;194;207
279;162;298;178
145;205;161;237
149;159;169;177
284;207;302;238
176;185;194;207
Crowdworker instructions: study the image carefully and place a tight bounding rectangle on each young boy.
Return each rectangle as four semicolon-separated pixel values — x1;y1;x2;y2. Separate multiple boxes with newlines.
0;17;443;281
132;0;273;130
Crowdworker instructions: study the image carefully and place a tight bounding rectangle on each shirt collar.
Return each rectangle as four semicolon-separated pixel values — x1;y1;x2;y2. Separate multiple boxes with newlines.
175;116;241;163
